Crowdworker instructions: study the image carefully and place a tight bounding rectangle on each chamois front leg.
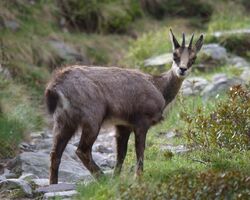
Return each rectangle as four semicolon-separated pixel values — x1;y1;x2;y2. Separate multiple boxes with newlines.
134;126;149;177
114;125;131;176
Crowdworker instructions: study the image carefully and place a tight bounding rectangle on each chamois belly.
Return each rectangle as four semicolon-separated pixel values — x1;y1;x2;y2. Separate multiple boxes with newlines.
102;117;131;128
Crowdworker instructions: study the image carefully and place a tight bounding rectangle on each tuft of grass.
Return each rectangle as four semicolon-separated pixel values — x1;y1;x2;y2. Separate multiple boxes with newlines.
0;75;44;158
0;114;24;158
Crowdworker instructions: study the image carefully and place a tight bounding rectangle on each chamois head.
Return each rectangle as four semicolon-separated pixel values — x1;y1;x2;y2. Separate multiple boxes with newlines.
169;29;204;78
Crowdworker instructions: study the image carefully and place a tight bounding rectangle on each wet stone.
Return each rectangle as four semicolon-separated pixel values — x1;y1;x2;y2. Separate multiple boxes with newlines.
36;182;76;193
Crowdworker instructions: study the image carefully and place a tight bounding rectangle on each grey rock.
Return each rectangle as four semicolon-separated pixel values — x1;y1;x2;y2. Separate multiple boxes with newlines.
35;138;52;150
240;68;250;82
161;144;189;154
63;144;78;160
0;64;11;79
212;29;250;38
0;179;32;197
10;152;50;179
165;131;176;139
227;55;250;68
144;53;172;67
19;142;36;152
10;151;92;183
181;77;209;96
19;173;39;181
202;74;244;98
200;44;228;61
93;144;114;154
212;73;228;83
49;40;88;64
43;190;77;200
59;159;91;182
36;182;76;193
4;20;20;31
93;152;115;169
31;178;49;187
30;131;51;140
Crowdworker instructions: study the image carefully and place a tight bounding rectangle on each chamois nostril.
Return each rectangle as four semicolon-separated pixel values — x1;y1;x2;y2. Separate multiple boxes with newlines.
180;67;187;72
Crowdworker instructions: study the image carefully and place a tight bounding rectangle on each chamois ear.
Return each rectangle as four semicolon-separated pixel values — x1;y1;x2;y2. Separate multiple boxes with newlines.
194;34;204;52
169;29;180;50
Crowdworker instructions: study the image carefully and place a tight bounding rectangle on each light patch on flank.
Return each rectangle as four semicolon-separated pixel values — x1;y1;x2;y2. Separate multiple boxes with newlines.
58;91;70;110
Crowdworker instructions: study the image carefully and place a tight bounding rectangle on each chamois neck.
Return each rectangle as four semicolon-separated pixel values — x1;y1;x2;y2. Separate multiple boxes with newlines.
153;65;184;105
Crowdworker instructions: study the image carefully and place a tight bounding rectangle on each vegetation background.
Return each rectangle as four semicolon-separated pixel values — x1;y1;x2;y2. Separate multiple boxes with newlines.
0;0;249;199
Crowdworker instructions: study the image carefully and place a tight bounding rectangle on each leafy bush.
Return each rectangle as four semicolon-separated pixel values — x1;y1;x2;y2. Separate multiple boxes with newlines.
57;0;142;33
181;85;250;150
119;170;250;199
206;33;250;60
140;0;213;20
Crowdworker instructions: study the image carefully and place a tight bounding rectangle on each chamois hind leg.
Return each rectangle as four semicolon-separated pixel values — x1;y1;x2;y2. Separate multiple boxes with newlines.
134;125;149;177
76;123;103;179
50;123;76;184
114;125;131;176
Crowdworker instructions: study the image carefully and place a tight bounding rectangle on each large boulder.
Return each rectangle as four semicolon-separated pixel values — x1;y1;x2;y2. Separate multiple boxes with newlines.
144;53;172;67
241;68;250;82
227;55;250;68
181;77;209;96
208;29;250;58
48;40;89;66
9;151;91;183
201;74;244;98
196;44;228;71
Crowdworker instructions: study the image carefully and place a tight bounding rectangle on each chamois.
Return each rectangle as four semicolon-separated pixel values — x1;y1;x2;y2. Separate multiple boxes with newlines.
45;29;204;184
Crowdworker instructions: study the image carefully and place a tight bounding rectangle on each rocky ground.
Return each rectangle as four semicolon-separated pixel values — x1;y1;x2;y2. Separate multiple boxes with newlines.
0;127;117;199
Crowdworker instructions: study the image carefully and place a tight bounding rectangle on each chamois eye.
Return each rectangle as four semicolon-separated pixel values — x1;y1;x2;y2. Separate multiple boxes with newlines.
173;53;180;63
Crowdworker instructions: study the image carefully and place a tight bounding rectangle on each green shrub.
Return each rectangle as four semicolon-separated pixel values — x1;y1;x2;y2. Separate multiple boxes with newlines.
140;0;213;20
119;170;250;199
123;28;172;70
57;0;142;33
206;33;250;60
181;85;250;150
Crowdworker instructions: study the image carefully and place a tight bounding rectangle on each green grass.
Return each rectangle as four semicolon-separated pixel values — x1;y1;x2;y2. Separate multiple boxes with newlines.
192;65;243;80
207;1;250;32
0;75;44;158
76;149;250;199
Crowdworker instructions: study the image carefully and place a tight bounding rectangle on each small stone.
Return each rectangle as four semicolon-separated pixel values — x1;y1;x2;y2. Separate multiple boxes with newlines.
36;182;76;193
43;190;77;200
94;144;114;154
0;179;32;197
19;173;39;181
4;20;20;31
31;178;49;187
161;144;189;154
165;131;176;139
